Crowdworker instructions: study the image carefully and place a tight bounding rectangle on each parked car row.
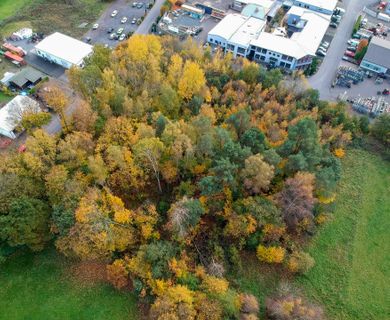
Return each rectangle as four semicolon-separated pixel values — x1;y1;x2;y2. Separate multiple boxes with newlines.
316;40;330;57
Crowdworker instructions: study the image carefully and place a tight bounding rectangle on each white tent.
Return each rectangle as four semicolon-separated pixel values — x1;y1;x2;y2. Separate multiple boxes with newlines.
0;95;41;139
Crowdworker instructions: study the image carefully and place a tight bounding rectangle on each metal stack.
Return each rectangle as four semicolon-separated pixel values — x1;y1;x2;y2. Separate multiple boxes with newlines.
352;96;390;116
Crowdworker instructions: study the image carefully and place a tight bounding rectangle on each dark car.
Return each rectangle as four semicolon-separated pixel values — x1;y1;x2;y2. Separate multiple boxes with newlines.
85;37;91;43
383;89;389;95
378;73;387;79
330;22;338;28
107;27;114;33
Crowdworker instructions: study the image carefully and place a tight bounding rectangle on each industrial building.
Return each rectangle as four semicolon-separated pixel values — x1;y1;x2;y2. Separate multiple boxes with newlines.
34;32;93;69
360;37;390;75
207;3;330;70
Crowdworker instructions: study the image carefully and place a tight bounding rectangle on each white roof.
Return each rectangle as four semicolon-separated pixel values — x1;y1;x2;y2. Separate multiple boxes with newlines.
238;0;275;11
0;72;15;85
229;17;266;47
209;14;265;47
290;10;330;55
35;32;93;65
209;14;251;41
294;0;338;12
251;32;308;59
251;7;330;58
0;95;40;134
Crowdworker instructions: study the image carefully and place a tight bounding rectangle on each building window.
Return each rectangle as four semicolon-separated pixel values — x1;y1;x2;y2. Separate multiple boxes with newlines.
227;44;235;51
287;56;293;62
280;62;286;67
256;47;262;52
285;63;291;69
261;48;267;54
282;54;287;60
255;54;260;59
237;47;246;54
260;55;265;61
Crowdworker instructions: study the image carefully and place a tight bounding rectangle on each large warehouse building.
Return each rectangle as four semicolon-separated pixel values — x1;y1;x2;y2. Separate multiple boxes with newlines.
34;32;93;69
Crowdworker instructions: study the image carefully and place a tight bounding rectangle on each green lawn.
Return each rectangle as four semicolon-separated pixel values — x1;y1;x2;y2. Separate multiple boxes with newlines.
0;249;139;320
0;92;13;104
0;0;31;21
234;148;389;319
297;148;390;319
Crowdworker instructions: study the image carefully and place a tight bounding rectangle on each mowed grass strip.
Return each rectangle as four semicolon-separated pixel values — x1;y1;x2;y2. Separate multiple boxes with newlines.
297;148;390;319
0;249;139;320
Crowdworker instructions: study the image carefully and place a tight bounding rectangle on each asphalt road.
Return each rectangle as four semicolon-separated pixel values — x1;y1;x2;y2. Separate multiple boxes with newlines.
309;0;378;100
135;0;166;34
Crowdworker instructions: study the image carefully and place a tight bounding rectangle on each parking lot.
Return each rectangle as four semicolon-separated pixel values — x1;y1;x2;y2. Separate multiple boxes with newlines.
84;0;153;46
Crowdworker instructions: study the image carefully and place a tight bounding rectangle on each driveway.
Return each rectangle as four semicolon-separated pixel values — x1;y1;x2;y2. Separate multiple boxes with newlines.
309;0;378;100
135;0;166;34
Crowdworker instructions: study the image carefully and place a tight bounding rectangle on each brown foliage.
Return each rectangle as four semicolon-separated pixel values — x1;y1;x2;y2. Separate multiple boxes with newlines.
276;172;316;232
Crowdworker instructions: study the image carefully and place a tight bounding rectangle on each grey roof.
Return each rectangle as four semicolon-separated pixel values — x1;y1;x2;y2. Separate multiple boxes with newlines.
363;37;390;69
9;67;45;88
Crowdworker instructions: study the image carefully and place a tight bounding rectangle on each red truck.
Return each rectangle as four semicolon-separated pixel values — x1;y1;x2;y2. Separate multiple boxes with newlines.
2;43;25;57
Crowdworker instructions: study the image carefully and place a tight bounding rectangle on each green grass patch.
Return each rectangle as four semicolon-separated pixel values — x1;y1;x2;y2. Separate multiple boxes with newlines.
297;148;390;319
0;248;139;320
0;91;13;104
0;0;32;21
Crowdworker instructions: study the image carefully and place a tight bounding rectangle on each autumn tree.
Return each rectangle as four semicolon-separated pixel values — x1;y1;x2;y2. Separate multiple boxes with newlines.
276;172;316;232
41;85;70;131
133;137;165;193
178;60;206;100
0;196;51;251
241;154;274;194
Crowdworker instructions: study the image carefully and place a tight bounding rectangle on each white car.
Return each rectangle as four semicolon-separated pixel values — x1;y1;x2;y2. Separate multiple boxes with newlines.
316;49;326;57
131;18;137;24
119;34;126;41
321;41;330;48
318;46;327;52
111;10;118;17
121;17;128;24
92;23;99;30
117;27;124;34
132;2;138;7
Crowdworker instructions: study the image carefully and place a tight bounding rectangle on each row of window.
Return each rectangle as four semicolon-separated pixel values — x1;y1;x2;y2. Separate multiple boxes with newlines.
254;53;292;69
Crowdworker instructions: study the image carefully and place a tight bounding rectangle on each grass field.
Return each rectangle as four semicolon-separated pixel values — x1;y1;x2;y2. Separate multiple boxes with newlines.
297;148;390;319
0;249;139;320
0;0;31;21
0;0;107;38
235;148;389;319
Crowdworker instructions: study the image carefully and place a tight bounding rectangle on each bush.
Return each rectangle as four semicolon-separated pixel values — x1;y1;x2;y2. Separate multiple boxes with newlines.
287;251;315;274
371;113;390;146
257;245;285;264
240;294;259;314
106;259;129;289
266;292;324;320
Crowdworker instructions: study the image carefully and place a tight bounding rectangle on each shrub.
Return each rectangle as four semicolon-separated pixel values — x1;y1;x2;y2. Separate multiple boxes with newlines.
257;245;285;264
287;251;315;274
106;259;129;289
266;292;324;320
240;294;260;314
